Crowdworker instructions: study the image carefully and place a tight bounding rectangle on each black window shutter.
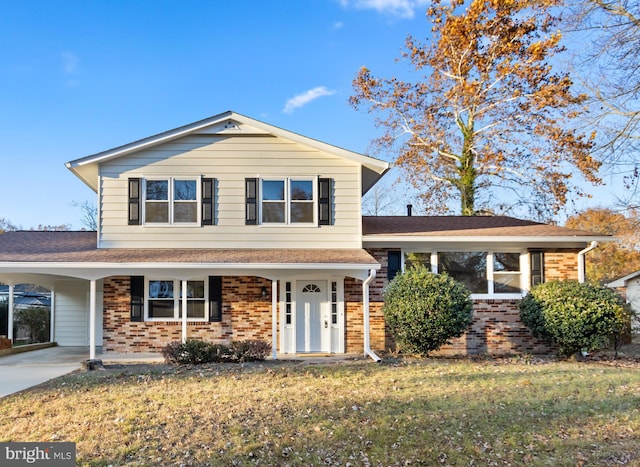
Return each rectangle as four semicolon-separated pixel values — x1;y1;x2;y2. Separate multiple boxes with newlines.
130;276;144;322
318;178;332;225
388;251;402;281
245;178;258;225
128;178;141;225
530;251;544;286
209;276;223;322
202;178;214;226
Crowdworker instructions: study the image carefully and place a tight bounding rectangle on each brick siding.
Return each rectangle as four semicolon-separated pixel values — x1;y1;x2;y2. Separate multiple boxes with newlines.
102;276;274;353
101;248;581;356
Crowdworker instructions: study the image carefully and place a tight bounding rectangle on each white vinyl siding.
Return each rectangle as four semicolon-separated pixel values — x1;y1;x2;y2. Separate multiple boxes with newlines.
52;280;103;346
98;135;362;248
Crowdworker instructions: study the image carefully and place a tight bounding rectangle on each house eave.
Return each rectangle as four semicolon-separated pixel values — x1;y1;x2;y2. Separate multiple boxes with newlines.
362;235;612;249
0;261;380;282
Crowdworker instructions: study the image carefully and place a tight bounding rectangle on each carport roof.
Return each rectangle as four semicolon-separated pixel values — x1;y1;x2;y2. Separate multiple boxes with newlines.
0;231;378;265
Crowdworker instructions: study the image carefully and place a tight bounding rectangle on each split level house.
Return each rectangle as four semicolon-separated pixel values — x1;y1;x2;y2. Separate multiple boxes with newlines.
0;111;611;360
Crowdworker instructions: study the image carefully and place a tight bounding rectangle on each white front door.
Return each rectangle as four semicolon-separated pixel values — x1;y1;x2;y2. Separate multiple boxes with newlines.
295;281;329;353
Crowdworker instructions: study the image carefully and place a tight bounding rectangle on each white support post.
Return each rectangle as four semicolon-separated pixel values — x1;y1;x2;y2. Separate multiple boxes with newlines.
271;279;278;360
7;284;14;342
50;289;56;343
89;280;97;360
181;280;188;343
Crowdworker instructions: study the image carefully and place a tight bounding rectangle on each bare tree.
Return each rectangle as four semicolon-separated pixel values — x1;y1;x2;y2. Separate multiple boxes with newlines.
72;200;98;231
568;1;640;206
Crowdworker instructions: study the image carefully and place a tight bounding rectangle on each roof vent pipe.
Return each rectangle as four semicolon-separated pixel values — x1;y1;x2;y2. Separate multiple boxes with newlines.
407;204;413;217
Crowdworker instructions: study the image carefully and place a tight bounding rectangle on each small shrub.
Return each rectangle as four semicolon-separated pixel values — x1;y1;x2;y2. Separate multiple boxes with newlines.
162;339;271;365
383;265;473;356
0;336;11;350
520;280;630;357
229;340;272;362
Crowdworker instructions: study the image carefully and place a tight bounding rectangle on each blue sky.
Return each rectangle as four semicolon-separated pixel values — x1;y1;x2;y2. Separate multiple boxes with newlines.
0;0;618;229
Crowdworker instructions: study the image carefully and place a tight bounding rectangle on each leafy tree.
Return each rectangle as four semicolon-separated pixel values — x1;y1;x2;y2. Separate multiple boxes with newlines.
520;280;631;356
383;265;473;356
14;306;50;344
565;208;640;283
351;0;600;220
568;1;640;206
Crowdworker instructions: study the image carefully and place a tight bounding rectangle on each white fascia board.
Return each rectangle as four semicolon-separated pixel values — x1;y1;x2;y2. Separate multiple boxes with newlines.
0;261;380;282
66;111;390;175
363;235;613;248
65;112;234;168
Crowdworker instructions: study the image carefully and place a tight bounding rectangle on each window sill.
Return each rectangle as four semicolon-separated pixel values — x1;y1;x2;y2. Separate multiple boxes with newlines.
470;293;525;301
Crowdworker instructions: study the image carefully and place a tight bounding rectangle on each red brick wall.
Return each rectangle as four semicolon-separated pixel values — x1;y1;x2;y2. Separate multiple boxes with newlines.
363;248;579;356
102;276;274;353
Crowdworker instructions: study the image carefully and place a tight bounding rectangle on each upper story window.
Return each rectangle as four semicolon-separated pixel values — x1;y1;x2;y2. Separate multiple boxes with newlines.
145;178;198;224
128;177;214;226
261;178;315;224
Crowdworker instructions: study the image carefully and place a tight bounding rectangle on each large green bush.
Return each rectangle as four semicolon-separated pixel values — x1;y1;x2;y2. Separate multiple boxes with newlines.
383;265;473;356
519;280;630;356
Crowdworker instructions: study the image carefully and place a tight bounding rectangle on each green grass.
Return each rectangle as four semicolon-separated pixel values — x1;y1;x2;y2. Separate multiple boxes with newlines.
1;358;639;465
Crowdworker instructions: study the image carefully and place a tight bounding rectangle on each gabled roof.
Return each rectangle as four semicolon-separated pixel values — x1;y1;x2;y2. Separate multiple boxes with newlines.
607;270;640;288
65;110;390;194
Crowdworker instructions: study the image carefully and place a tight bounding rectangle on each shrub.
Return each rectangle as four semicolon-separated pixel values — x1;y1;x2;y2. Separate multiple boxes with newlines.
14;306;50;344
162;339;271;365
519;280;630;357
383;265;473;356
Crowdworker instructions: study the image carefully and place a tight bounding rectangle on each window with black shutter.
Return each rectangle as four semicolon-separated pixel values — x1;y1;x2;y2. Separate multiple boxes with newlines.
128;178;141;225
530;251;544;286
318;178;332;225
202;178;214;226
245;178;258;225
388;250;402;281
130;276;144;322
209;276;223;322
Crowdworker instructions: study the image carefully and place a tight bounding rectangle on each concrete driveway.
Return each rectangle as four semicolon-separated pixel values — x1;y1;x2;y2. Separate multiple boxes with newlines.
0;346;88;398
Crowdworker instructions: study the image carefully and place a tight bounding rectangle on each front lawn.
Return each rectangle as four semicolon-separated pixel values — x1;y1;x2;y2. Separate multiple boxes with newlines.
1;357;639;465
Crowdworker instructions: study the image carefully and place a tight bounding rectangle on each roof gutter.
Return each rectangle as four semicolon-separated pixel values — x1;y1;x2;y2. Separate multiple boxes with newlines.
362;268;382;362
578;241;598;283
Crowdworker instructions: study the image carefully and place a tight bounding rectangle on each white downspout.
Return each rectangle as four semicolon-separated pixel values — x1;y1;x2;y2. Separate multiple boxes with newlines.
578;241;598;283
89;280;97;360
271;279;277;360
181;280;188;343
363;268;381;362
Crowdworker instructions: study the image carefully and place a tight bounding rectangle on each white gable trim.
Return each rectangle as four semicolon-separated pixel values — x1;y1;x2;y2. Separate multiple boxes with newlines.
66;111;390;191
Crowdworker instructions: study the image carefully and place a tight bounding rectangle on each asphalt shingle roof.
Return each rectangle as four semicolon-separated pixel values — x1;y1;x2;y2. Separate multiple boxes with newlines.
0;231;378;265
362;216;602;237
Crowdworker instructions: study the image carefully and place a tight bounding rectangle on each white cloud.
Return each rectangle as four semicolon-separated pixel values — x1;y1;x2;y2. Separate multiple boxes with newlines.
339;0;431;19
283;86;336;114
61;51;79;74
332;21;344;30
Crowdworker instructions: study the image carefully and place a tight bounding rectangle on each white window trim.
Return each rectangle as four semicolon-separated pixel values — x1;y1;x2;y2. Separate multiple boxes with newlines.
402;249;526;299
144;278;209;322
142;176;201;226
259;176;317;226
